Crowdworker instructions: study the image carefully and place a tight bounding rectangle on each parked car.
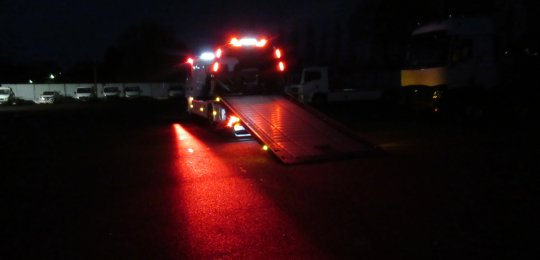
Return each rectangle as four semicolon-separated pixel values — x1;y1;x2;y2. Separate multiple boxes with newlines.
103;86;121;99
74;86;97;101
0;86;19;105
168;85;184;99
37;91;63;104
124;86;141;98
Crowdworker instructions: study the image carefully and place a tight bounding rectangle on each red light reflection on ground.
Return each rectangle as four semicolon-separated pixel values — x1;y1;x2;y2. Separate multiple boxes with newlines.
171;123;322;258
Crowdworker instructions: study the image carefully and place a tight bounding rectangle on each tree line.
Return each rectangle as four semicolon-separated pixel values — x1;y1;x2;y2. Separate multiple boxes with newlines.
2;0;538;83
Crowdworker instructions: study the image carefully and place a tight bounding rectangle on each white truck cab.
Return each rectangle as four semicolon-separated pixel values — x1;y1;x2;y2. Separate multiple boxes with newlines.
286;67;383;105
0;86;18;105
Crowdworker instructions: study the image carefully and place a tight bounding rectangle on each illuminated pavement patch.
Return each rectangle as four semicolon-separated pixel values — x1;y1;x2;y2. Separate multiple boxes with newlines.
172;124;325;258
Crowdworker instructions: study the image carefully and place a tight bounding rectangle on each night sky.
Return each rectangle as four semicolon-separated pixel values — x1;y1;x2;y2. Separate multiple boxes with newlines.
1;0;357;66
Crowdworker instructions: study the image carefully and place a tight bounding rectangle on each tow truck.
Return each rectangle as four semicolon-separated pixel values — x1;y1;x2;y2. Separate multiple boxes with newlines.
185;37;376;164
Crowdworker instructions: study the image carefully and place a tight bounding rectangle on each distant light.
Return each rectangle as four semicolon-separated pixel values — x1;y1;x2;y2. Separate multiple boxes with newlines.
212;110;217;116
199;107;204;112
187;148;194;153
29;79;33;84
200;52;215;61
186;58;194;65
212;62;219;72
49;74;55;79
262;145;269;151
215;97;221;102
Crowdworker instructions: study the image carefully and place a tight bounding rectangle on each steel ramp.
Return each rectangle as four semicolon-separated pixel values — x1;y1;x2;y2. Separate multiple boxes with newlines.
222;95;376;164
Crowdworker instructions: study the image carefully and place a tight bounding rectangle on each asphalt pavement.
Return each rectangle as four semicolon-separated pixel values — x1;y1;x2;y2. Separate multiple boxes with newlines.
1;99;537;259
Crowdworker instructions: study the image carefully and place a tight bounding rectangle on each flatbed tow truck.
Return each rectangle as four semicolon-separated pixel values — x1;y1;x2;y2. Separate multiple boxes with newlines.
185;37;377;164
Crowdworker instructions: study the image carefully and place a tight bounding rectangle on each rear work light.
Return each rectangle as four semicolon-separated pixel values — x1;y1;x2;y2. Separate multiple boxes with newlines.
230;37;267;47
227;116;240;128
212;62;219;72
200;52;215;61
255;38;267;47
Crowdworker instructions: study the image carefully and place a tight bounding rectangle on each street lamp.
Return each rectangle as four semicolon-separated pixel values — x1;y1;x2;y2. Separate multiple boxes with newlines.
49;74;55;80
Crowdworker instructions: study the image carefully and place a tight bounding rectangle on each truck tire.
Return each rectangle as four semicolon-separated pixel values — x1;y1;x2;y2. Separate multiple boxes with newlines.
207;104;216;127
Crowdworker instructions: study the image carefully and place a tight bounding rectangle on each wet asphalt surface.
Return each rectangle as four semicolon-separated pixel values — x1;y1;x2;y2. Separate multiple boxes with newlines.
1;99;538;259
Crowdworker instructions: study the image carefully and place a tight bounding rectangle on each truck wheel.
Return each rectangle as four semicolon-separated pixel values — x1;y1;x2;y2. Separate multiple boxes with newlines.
312;94;327;106
207;104;216;127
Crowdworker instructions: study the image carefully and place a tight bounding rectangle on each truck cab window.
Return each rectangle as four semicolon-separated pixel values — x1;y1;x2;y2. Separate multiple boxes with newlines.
405;31;449;68
304;71;321;83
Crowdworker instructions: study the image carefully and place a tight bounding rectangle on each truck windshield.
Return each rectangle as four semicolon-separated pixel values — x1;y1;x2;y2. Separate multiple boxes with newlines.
77;88;92;93
104;87;118;92
125;87;139;91
404;31;449;69
43;91;56;95
0;89;10;94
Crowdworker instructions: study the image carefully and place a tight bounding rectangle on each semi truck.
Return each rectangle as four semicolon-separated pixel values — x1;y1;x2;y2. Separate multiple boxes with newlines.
400;16;498;117
185;36;376;164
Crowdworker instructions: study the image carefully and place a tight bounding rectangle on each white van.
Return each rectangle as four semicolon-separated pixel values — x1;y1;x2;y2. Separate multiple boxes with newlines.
0;86;18;105
74;87;97;101
124;86;141;98
103;86;121;99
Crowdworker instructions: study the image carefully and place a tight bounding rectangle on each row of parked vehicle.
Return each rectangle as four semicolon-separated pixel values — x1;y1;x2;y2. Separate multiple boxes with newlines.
32;86;143;104
34;86;185;104
1;85;185;106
